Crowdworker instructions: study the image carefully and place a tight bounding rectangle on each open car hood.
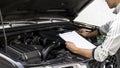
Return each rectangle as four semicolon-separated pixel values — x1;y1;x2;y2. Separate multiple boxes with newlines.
0;0;93;21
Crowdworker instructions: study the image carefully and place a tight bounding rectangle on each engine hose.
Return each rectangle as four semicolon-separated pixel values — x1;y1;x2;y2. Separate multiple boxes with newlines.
41;40;60;60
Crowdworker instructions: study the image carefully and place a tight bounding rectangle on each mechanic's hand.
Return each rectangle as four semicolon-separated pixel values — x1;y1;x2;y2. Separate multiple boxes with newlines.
65;41;78;54
77;28;91;37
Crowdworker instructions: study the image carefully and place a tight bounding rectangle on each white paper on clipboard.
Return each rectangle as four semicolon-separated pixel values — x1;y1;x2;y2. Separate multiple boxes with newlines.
59;31;96;49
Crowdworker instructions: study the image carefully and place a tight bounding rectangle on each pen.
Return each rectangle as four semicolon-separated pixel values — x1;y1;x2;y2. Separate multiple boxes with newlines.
86;30;92;32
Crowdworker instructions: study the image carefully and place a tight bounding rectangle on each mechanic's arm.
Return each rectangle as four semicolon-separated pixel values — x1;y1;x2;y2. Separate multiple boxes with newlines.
65;41;93;58
77;28;99;38
78;20;112;38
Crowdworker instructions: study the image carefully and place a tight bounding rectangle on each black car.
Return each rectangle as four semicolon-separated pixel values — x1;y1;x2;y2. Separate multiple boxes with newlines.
0;0;120;68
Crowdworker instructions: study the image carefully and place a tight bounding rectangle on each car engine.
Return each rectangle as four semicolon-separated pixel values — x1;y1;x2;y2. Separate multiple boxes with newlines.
0;22;93;67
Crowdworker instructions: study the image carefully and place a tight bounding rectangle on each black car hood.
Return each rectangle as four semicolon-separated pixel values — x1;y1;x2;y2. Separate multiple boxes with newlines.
0;0;93;21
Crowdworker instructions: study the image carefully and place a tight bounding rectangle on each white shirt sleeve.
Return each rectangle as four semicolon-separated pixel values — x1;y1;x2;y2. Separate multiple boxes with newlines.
93;13;120;62
98;21;112;35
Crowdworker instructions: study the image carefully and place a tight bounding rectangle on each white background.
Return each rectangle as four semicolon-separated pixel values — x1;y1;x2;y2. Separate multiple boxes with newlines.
74;0;116;26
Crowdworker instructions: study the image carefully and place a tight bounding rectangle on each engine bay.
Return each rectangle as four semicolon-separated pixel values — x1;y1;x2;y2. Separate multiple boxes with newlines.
0;22;94;67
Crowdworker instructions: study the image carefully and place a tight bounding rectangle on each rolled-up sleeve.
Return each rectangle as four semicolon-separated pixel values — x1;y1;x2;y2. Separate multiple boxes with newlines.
93;13;120;62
